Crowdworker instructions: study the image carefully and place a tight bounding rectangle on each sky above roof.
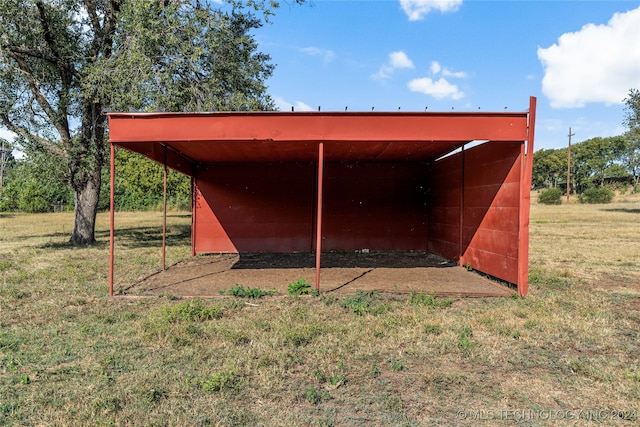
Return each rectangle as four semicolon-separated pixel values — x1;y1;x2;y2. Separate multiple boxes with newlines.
1;0;638;153
259;0;640;150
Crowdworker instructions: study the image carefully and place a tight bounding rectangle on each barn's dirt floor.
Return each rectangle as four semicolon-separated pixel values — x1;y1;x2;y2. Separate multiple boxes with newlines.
129;252;514;297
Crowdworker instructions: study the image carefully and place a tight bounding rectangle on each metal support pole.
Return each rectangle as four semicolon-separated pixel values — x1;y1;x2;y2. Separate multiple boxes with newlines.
315;142;324;291
162;145;167;271
109;143;115;296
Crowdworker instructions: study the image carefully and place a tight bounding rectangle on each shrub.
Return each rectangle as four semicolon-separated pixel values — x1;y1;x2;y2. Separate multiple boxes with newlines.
579;187;614;204
538;187;563;205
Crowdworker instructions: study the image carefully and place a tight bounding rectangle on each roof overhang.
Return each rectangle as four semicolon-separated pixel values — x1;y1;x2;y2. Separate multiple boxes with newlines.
107;110;532;176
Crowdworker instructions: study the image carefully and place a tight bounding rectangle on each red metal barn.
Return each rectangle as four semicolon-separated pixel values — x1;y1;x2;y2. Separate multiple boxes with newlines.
107;97;536;296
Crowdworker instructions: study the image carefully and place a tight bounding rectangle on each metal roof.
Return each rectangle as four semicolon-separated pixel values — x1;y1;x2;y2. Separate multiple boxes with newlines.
107;110;532;175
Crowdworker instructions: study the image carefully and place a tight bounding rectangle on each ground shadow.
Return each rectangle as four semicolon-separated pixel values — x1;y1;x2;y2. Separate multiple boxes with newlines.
230;252;457;269
601;208;640;214
38;240;109;250
95;224;192;248
32;223;190;250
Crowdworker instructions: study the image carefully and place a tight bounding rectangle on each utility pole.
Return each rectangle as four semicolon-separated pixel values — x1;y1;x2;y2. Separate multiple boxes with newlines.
0;140;7;192
566;127;575;202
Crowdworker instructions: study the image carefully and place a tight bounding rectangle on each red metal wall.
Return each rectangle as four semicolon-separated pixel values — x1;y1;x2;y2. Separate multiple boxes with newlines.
427;141;523;284
461;142;522;284
194;162;315;253
322;162;428;251
194;161;429;254
427;151;463;261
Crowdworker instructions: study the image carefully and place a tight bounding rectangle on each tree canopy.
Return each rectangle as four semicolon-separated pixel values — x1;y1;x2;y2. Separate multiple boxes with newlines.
532;89;640;194
622;88;640;187
0;0;280;243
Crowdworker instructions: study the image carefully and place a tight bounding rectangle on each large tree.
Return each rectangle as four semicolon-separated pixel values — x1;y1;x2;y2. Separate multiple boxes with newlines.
572;136;626;190
0;0;277;244
532;148;567;189
622;88;640;187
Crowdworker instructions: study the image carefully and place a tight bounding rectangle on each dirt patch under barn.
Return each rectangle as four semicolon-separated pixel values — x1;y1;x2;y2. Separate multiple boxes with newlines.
127;252;514;297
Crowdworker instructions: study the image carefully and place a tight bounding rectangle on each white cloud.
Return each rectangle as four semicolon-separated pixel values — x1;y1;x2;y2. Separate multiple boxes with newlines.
408;60;466;99
300;46;336;64
373;50;415;80
442;68;467;78
538;6;640;108
400;0;463;21
273;97;314;112
390;51;414;69
408;77;464;100
430;60;467;78
0;128;16;143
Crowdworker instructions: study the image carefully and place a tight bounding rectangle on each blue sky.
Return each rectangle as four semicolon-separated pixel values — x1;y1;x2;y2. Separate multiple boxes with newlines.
1;0;638;153
258;0;640;150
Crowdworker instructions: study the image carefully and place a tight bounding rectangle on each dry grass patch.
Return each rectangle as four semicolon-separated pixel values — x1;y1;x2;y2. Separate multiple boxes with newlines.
1;199;640;425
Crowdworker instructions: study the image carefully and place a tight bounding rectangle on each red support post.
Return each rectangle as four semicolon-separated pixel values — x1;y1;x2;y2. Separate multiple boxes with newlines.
518;96;537;296
191;176;196;257
459;144;465;265
109;143;115;296
315;142;324;291
162;145;167;271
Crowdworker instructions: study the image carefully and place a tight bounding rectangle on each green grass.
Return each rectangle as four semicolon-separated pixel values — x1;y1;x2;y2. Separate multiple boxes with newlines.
1;201;639;425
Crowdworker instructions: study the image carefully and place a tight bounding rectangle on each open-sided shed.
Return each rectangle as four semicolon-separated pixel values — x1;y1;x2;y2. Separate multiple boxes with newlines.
107;96;536;296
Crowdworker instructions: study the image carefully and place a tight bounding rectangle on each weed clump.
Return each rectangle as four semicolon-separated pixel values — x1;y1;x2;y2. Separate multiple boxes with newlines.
305;386;330;405
409;291;453;308
423;323;443;335
339;290;388;315
312;362;346;388
458;325;475;355
288;278;318;296
387;357;405;372
284;324;322;347
199;369;240;394
160;299;222;322
219;284;277;298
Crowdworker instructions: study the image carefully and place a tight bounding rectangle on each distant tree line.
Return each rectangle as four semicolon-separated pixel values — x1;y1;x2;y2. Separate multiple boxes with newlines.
533;89;640;195
0;147;190;213
2;89;638;213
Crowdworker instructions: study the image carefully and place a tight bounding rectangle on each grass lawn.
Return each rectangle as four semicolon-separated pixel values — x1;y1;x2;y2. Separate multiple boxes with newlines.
1;193;639;426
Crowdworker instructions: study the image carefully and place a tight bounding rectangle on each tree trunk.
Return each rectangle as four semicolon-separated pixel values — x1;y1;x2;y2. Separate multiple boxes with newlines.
70;167;101;245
